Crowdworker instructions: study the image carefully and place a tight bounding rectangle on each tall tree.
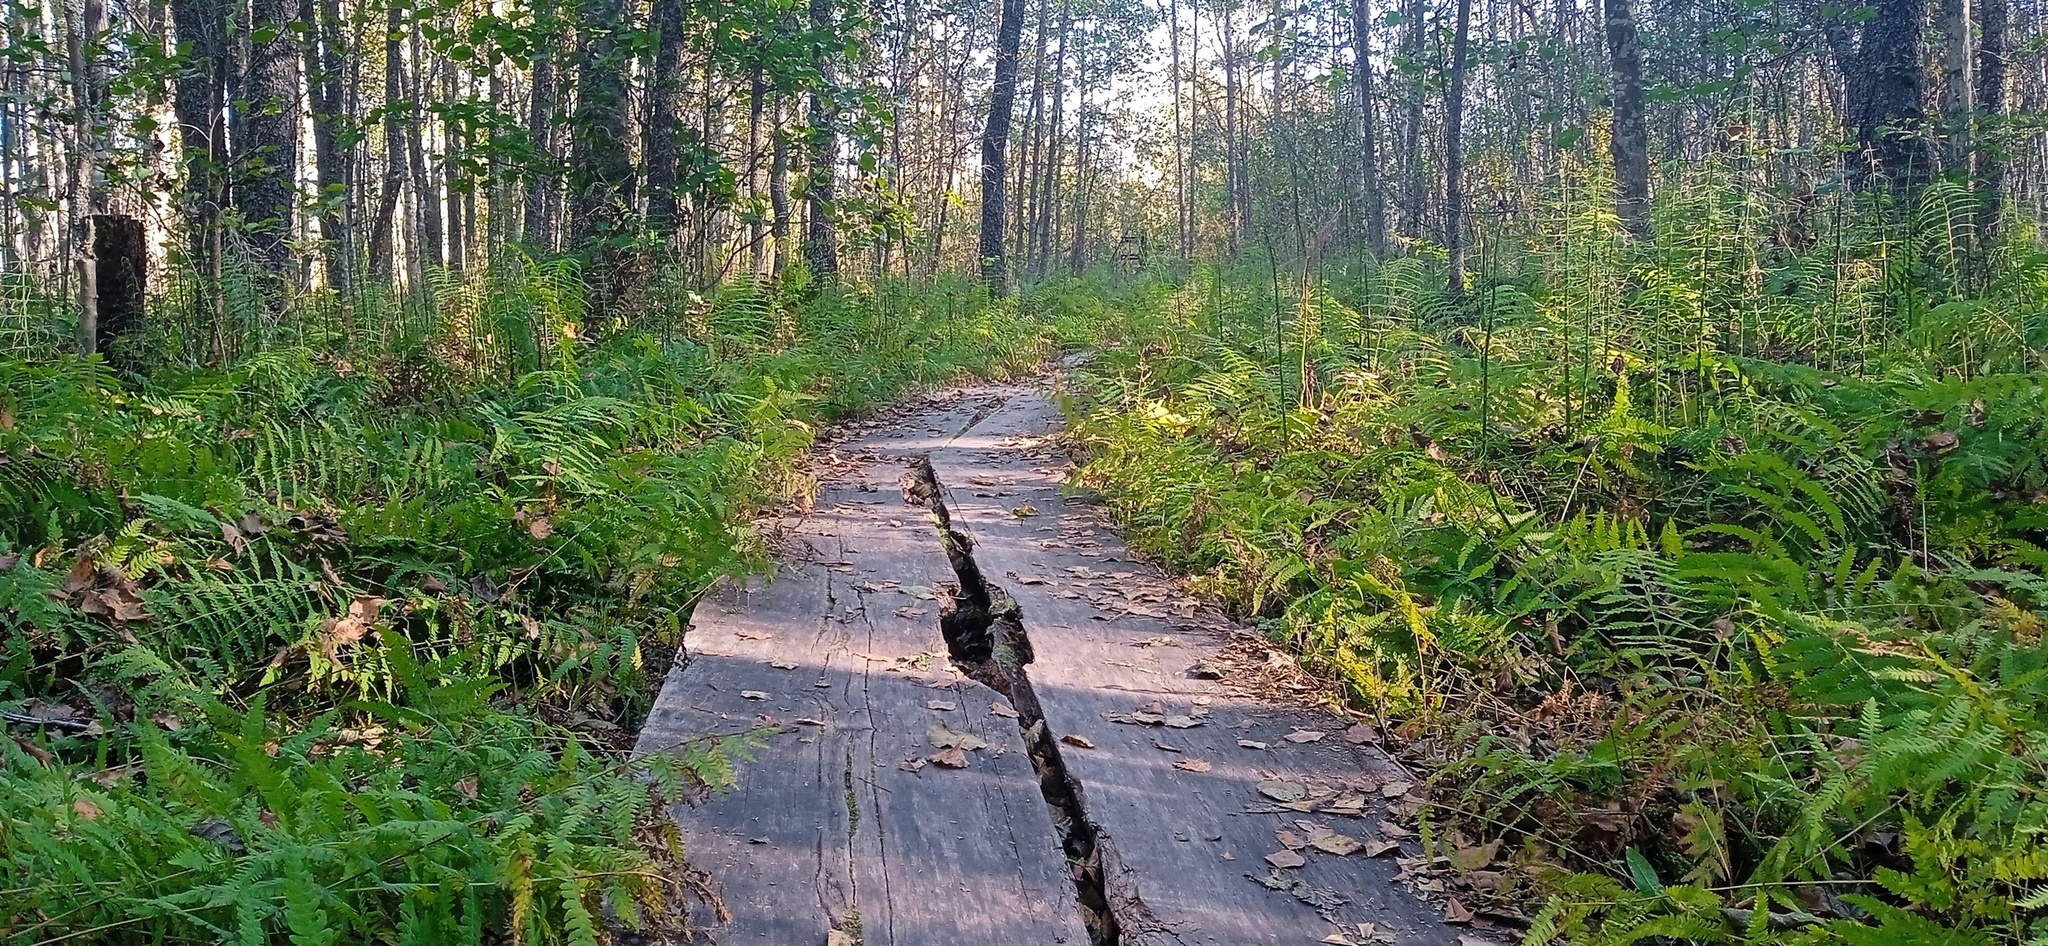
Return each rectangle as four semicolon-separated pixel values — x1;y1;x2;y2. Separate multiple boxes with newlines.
170;0;227;285
1836;0;1934;189
304;0;353;292
644;0;691;235
1973;0;2008;240
525;0;560;250
1442;0;1472;297
569;0;637;245
238;0;301;301
1350;0;1385;254
977;0;1029;288
802;0;841;277
1605;0;1651;241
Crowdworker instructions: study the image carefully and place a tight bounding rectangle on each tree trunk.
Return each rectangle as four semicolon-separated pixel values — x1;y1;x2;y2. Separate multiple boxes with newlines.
978;0;1028;288
170;0;226;291
90;214;144;359
569;0;636;246
1351;0;1386;254
525;0;558;250
1034;0;1072;276
802;0;840;278
1974;0;2007;240
1397;0;1425;239
769;95;792;275
645;0;689;234
1940;0;1972;172
239;0;300;299
1443;0;1472;298
1847;0;1934;190
1605;0;1651;241
404;34;442;269
1220;3;1244;253
303;0;352;292
1068;42;1090;274
369;0;404;284
69;0;105;353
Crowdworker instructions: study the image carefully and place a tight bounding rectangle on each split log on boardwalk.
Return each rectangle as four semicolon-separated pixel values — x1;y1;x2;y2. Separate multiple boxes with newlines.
636;382;1482;945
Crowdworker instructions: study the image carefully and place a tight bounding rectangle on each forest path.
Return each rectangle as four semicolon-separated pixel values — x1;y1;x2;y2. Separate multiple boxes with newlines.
635;376;1480;946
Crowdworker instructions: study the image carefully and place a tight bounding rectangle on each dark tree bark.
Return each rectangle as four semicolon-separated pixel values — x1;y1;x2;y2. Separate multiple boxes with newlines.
1842;0;1934;190
1605;0;1651;240
1351;0;1386;255
1443;0;1472;297
644;0;691;234
90;214;144;359
569;0;636;246
525;0;559;250
977;0;1029;289
1974;0;2007;240
169;0;227;283
238;0;300;293
368;0;404;284
1397;0;1425;239
801;0;839;278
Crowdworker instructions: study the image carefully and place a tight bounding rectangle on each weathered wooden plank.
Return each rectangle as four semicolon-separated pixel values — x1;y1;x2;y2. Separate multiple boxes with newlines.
924;389;1469;946
634;403;1089;945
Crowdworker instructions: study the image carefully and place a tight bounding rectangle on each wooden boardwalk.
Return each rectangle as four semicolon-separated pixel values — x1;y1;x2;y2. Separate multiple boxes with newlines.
636;382;1477;946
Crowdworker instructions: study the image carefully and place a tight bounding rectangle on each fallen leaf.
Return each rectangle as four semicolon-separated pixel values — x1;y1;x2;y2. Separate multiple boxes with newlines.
1379;780;1413;799
894;606;930;619
1061;733;1095;749
1265;849;1306;869
1164;715;1202;729
899;757;927;773
770;659;798;669
930;746;969;768
1173;758;1212;773
927;723;987;750
1344;723;1381;745
72;799;102;820
926;700;957;712
795;717;828;726
1379;820;1416;839
1322;938;1358;946
1285;729;1326;743
324;595;387;648
1238;740;1268;750
990;702;1020;719
1313;832;1364;856
740;690;770;700
1276;829;1307;850
455;777;479;799
527;517;554;540
1443;899;1475;924
1324;793;1368;815
1011;504;1039;518
1448;839;1501;871
1364;839;1402;857
1258;780;1308;801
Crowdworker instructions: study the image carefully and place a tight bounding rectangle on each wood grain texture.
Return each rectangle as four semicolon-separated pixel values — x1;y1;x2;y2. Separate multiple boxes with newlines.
638;384;1478;946
920;388;1468;946
635;394;1087;945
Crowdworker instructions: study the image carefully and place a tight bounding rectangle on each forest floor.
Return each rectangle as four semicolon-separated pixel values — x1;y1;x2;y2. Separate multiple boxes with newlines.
635;372;1506;946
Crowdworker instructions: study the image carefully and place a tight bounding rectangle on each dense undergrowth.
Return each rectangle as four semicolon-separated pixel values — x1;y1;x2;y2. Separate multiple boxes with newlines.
0;263;1081;943
1066;175;2048;944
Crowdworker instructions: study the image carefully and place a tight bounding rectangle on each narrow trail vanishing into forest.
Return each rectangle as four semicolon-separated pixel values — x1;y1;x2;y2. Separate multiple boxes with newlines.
633;372;1498;945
